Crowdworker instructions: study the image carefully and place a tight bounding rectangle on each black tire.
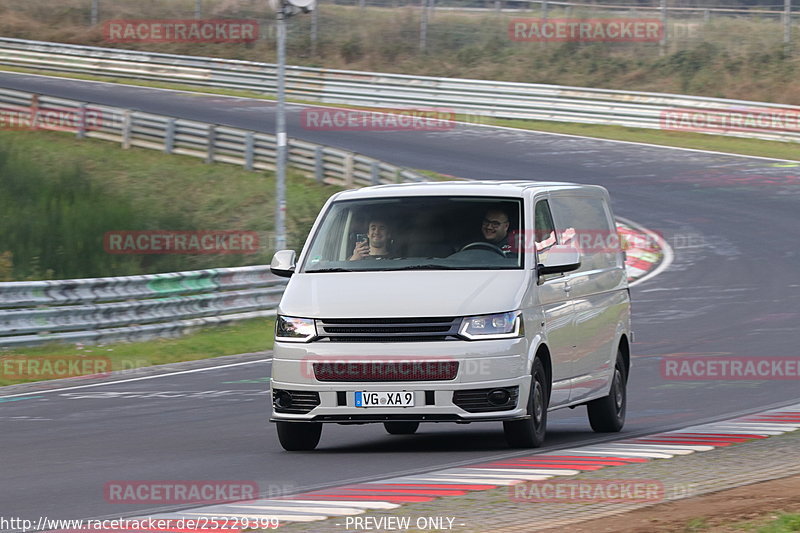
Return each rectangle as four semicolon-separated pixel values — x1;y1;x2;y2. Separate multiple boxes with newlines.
504;358;548;448
587;349;627;433
276;421;322;451
384;421;420;435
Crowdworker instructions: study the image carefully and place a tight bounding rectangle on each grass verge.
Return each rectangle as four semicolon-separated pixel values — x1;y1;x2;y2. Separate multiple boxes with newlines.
685;511;800;532
0;317;275;387
0;128;342;279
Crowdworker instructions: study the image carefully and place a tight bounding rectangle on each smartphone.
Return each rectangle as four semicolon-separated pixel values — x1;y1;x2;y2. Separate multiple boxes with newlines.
356;233;369;245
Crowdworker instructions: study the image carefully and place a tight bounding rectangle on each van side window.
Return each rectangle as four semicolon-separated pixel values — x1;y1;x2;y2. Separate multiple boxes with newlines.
534;200;557;251
549;195;618;271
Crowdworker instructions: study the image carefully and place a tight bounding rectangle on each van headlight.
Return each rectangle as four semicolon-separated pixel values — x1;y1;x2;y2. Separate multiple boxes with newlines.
459;311;523;340
275;315;317;343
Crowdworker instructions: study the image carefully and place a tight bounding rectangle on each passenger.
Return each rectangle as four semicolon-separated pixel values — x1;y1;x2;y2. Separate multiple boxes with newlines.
349;219;393;260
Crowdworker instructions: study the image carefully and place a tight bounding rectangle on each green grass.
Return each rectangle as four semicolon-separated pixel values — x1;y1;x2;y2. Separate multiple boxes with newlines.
0;317;275;387
0;129;342;279
680;511;800;533
684;517;710;532
757;513;800;533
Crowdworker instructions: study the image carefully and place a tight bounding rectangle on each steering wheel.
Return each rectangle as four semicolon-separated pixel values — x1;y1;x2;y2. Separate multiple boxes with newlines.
459;241;506;256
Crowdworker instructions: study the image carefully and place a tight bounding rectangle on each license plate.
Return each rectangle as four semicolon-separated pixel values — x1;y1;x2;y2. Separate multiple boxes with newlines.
355;391;415;408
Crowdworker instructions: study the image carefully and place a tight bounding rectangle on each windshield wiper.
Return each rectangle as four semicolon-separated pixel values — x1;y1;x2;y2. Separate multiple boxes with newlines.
389;264;463;270
306;267;357;273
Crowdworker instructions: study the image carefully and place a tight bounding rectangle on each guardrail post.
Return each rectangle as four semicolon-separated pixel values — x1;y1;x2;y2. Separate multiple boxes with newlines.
206;125;216;164
395;168;402;183
371;161;380;185
784;0;792;51
29;94;40;130
121;110;132;149
660;0;668;56
419;0;429;52
245;132;255;171
164;118;176;154
311;3;319;56
344;153;354;186
314;146;324;183
76;103;87;139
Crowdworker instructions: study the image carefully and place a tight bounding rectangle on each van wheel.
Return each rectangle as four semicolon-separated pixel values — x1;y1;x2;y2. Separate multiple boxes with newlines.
587;350;627;433
504;358;548;448
384;421;420;435
276;421;322;451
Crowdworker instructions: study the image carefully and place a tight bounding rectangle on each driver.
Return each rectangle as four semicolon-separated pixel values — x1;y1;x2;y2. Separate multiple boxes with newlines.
480;208;513;254
349;218;393;260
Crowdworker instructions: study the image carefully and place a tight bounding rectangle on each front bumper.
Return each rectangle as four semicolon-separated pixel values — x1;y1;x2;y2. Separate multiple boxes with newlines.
270;338;531;423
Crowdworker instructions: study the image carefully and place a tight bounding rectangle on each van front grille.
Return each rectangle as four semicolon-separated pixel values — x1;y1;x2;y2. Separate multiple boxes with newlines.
316;317;461;342
314;361;459;382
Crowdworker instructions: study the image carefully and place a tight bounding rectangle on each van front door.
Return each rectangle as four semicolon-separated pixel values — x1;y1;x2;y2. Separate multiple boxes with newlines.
533;199;576;407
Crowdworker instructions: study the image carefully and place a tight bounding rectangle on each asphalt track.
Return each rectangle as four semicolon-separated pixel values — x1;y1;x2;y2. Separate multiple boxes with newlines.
1;72;799;525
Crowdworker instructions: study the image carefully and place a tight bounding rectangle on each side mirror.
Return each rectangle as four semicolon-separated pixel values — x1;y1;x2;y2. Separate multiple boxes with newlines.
537;245;581;278
270;250;297;278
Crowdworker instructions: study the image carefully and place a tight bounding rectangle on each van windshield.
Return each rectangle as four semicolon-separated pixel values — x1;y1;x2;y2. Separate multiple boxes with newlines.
302;196;524;272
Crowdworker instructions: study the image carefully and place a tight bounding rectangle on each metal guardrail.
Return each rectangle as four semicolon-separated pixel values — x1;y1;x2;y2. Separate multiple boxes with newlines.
0;87;424;187
0;37;798;143
0;266;286;347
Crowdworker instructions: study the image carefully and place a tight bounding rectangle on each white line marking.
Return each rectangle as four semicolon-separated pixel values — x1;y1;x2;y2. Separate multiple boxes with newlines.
701;423;800;430
431;471;555;481
589;445;693;455
228;505;363;515
620;443;716;451
0;358;271;399
268;500;400;509
560;450;674;459
465;468;580;476
161;511;327;522
390;476;525;485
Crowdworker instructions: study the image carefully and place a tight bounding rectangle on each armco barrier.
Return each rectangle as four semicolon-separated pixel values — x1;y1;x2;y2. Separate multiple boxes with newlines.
0;87;425;187
0;37;798;143
0;266;286;347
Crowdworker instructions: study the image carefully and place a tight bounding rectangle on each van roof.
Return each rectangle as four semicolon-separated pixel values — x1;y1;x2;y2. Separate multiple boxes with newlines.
335;180;600;200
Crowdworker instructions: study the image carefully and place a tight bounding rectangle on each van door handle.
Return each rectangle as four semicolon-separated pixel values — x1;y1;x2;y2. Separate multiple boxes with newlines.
564;283;571;293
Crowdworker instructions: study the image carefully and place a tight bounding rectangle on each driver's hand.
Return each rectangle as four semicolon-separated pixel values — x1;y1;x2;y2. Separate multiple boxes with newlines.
349;242;369;261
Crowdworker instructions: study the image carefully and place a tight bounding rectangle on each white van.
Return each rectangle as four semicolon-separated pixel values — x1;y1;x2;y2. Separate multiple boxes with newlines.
269;181;631;451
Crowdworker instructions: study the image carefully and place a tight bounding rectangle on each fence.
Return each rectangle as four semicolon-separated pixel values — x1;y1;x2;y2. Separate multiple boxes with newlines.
25;0;797;53
0;38;797;143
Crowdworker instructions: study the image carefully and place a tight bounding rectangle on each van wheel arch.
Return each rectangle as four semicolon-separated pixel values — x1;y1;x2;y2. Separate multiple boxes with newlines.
618;334;630;378
532;344;552;404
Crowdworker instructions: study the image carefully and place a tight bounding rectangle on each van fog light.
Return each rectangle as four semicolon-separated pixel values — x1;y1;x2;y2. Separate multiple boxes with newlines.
273;389;293;409
488;388;511;406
